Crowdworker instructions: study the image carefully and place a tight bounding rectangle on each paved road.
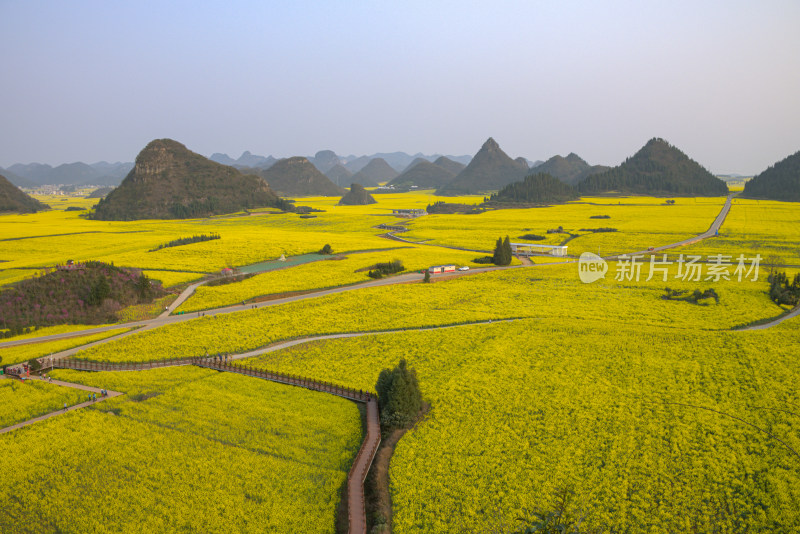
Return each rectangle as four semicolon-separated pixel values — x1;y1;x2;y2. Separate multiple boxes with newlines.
3;192;792;355
604;193;735;260
740;305;800;331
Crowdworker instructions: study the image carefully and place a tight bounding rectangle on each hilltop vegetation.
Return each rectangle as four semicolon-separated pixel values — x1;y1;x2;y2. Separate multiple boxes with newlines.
0;262;165;332
578;138;728;196
338;183;377;205
92;139;288;220
0;174;49;213
742;150;800;201
258;157;345;197
488;172;580;204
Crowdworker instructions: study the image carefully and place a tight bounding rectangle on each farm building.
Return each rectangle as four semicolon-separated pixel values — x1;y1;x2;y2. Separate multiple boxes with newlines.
392;209;427;218
429;264;456;274
511;243;569;257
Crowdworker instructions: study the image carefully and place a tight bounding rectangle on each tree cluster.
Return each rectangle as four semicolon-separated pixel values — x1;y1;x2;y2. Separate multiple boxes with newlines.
0;262;165;331
492;236;513;266
768;271;800;306
149;233;220;252
662;287;719;305
578;227;618;233
375;359;423;430
368;260;404;279
425;201;484;214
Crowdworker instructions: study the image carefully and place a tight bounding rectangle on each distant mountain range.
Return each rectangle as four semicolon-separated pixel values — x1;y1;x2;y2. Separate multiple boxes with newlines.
9;141;766;200
209;151;277;169
388;157;466;189
0;161;133;187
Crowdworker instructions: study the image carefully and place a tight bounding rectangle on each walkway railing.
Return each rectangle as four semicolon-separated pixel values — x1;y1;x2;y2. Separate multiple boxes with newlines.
50;357;196;372
196;358;374;403
46;355;380;534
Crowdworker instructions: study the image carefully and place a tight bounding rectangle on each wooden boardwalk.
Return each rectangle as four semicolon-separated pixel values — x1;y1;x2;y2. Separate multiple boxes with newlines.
19;358;380;533
347;398;381;534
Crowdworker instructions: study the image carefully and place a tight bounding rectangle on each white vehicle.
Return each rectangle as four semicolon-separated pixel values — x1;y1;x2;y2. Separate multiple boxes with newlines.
458;266;469;271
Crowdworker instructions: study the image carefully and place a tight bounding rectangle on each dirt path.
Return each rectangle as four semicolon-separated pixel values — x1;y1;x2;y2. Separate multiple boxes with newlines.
0;376;123;435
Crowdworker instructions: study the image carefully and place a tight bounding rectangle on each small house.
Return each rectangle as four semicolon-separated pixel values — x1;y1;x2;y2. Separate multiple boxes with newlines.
429;264;456;274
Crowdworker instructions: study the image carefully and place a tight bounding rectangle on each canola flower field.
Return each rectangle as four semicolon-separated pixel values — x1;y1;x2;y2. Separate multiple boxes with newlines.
177;246;496;312
673;198;800;265
70;263;780;363
0;378;87;428
1;366;362;533
0;327;132;366
401;195;727;256
0;328;131;365
241;315;800;532
1;189;799;532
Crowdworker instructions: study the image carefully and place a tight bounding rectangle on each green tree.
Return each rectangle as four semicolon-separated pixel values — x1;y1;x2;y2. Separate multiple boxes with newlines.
423;270;431;283
135;273;154;301
503;235;513;265
87;277;111;306
492;237;504;265
492;236;513;266
375;359;423;430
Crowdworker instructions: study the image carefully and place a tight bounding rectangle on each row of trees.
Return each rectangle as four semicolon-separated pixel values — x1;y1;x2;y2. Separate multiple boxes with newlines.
149;233;220;252
493;236;513;266
368;260;405;279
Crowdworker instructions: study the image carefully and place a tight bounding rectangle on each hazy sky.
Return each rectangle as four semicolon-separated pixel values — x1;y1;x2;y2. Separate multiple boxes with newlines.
1;1;799;174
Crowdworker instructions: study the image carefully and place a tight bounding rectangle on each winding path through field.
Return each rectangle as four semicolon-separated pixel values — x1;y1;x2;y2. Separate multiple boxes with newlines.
0;193;739;351
0;376;122;435
2;192;795;533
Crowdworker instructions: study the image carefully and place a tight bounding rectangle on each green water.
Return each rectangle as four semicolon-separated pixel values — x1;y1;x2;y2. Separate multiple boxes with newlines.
237;254;327;274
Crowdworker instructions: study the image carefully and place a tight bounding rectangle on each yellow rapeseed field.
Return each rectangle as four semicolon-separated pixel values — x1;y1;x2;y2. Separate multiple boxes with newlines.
2;366;361;533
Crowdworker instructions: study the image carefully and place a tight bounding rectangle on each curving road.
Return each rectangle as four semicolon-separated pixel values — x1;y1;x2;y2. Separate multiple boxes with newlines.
2;192;791;355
